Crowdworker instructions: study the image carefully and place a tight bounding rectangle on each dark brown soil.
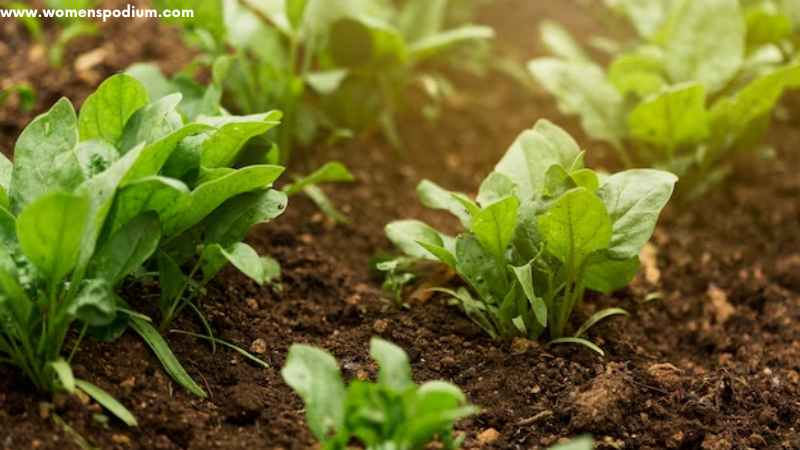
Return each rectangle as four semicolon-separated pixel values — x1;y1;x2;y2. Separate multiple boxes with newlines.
2;1;800;450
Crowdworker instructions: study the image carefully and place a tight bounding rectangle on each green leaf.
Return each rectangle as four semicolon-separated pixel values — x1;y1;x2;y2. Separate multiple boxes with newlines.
608;50;666;98
539;20;589;63
303;184;351;224
471;196;519;262
477;172;516;208
416;180;471;227
609;0;674;38
67;279;116;327
129;316;207;398
455;234;507;301
120;124;210;185
16;192;89;283
199;243;229;283
370;338;413;391
305;70;349;95
108;176;190;237
205;189;287;246
663;0;745;93
90;213;161;285
126;63;175;103
75;140;119;178
49;359;75;393
538;188;612;270
495;120;583;200
157;251;186;311
0;154;11;210
745;4;793;49
398;0;446;42
528;59;625;148
584;254;640;294
549;337;605;356
329;17;407;68
511;262;547;327
119;94;183;153
286;0;308;30
628;82;709;155
74;379;138;427
281;344;346;441
409;25;494;61
283;161;354;195
10;98;83;211
385;220;452;261
199;111;282;168
78;74;149;145
163;165;285;237
574;307;629;338
220;242;266;284
597;169;677;259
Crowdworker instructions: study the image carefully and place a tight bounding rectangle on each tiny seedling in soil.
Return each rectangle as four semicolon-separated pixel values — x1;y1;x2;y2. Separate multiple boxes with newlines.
384;120;676;354
282;337;478;450
529;0;800;197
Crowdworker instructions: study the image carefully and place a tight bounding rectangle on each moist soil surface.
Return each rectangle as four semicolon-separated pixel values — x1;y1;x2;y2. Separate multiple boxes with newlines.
2;1;800;450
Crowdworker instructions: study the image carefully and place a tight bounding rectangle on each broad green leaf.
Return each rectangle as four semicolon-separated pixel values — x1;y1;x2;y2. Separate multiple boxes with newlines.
455;234;508;301
540;20;589;63
570;168;599;192
126;63;175;103
385;220;452;261
608;50;666;98
120;123;210;185
261;255;281;284
511;262;547;327
628;82;709;155
584;253;640;294
283;162;354;195
78;74;149;145
221;242;266;284
199;243;229;283
90;213;161;285
329;17;407;68
66;279;116;327
608;0;675;38
538;188;612;270
108;176;191;237
74;379;138;427
205;189;287;246
495;120;583;200
416;180;471;227
0;207;15;246
199;111;282;168
281;344;346;441
305;70;349;95
663;0;745;93
163;165;285;237
409;25;494;61
129;316;207;398
119;94;183;153
417;241;456;268
50;359;75;393
471;196;519;262
398;0;446;42
477;172;516;208
16;192;88;283
597;170;677;259
0;154;11;209
10;98;83;211
370;338;413;391
75;140;119;178
528;59;625;148
744;3;793;50
708;64;800;157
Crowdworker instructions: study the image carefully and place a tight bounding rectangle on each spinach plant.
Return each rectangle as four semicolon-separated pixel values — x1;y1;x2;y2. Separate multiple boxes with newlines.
0;97;157;426
384;120;676;354
529;0;800;196
78;73;289;334
282;337;477;450
155;0;494;157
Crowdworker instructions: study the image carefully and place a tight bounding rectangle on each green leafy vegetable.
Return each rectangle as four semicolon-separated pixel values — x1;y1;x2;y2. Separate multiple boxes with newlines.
530;1;800;196
384;120;676;353
282;337;477;449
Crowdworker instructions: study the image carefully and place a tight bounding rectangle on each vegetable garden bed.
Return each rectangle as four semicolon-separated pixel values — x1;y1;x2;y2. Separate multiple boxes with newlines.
1;1;799;449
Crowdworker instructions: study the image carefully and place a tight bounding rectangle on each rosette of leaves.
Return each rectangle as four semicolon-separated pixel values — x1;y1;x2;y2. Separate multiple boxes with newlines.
384;120;677;354
529;0;800;197
75;74;289;337
282;338;478;450
154;0;493;158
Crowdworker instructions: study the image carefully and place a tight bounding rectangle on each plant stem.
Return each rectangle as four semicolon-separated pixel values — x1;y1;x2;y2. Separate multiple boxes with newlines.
160;260;202;332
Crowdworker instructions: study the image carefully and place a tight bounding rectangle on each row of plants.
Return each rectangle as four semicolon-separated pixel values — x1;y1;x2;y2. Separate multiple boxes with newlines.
2;0;799;448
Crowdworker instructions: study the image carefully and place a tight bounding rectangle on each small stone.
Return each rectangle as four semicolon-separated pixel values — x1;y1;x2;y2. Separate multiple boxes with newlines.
668;430;684;448
299;234;314;244
31;439;42;449
477;428;500;445
511;337;536;354
707;284;735;325
111;434;132;446
372;319;389;334
250;338;268;354
245;298;259;310
120;377;136;394
38;402;51;419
